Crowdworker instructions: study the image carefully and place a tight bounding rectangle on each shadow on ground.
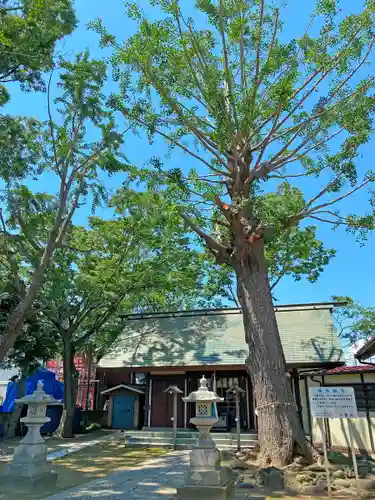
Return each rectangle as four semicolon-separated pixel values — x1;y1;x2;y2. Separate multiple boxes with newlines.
0;440;168;500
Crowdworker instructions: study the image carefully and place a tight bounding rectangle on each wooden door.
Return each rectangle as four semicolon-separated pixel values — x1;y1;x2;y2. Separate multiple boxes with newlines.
151;376;184;427
112;395;135;429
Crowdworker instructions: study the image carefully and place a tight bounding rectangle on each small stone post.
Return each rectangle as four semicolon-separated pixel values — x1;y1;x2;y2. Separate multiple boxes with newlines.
177;375;235;500
4;381;62;489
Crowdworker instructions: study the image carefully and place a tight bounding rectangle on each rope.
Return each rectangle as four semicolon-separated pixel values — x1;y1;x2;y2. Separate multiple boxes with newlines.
256;401;297;411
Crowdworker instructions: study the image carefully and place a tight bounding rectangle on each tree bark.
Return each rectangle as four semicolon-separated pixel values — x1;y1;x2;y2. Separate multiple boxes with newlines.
5;376;26;438
0;234;59;362
56;338;77;438
234;239;314;467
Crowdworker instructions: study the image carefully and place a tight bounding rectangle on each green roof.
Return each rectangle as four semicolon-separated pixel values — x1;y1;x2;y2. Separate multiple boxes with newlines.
98;304;343;369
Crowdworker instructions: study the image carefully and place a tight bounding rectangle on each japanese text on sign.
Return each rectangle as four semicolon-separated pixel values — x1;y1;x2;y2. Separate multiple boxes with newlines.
309;386;358;419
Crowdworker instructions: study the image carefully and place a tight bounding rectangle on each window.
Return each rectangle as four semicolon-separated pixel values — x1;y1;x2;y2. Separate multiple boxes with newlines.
353;384;375;412
326;384;375;412
135;373;146;385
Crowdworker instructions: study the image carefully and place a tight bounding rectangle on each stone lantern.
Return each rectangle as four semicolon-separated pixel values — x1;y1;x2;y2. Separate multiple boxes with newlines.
4;381;62;488
177;375;235;500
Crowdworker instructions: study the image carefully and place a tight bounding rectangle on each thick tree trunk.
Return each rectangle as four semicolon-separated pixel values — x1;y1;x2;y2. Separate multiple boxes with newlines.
0;302;30;362
5;376;26;438
234;240;314;467
56;338;77;438
0;234;60;362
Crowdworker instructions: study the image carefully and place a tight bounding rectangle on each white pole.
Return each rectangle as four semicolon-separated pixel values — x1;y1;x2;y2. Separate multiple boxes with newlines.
245;378;251;429
319;418;332;499
252;382;257;430
147;378;152;427
213;371;217;391
184;377;188;428
173;392;178;450
348;418;360;497
235;391;241;451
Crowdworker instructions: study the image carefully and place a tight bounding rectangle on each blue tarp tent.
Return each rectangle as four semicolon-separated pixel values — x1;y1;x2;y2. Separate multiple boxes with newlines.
0;367;64;413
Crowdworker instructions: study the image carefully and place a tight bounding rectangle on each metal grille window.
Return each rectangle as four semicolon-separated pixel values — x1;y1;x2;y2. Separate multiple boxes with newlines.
324;383;375;412
352;384;375;412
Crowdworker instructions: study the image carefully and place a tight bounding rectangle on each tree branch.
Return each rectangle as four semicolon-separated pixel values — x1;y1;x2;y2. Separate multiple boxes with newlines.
180;212;229;256
302;176;374;217
0;5;22;13
174;11;211;112
15;213;42;253
250;0;265;111
146;69;230;167
218;0;239;129
239;14;247;95
47;69;58;170
270;271;286;291
274;37;375;138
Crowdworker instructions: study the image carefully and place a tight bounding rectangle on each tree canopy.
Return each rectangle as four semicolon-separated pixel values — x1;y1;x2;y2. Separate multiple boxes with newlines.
332;295;375;348
0;0;76;100
0;52;127;361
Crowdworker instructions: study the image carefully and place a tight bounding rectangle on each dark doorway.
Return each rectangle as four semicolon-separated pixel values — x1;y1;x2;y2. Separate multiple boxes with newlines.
151;376;184;427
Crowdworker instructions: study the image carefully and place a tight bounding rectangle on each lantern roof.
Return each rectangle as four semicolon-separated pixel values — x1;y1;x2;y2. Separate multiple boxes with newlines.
182;375;224;403
15;381;62;405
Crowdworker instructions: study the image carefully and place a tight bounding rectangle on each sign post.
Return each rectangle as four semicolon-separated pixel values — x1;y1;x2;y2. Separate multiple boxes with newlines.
348;418;360;497
164;385;183;450
318;418;332;499
309;386;358;499
226;384;245;451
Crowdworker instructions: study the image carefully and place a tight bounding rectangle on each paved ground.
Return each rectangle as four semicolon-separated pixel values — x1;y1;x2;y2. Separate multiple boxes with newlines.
44;450;263;500
45;451;189;500
0;430;118;463
46;431;121;460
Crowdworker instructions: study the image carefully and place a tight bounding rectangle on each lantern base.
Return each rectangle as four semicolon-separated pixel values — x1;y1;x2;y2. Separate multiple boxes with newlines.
185;465;234;486
177;479;235;500
179;446;235;500
4;440;57;490
3;467;57;492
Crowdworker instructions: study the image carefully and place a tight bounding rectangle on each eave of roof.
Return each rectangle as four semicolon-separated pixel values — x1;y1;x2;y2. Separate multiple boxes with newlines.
101;384;145;395
300;364;375;377
355;337;375;361
120;301;347;321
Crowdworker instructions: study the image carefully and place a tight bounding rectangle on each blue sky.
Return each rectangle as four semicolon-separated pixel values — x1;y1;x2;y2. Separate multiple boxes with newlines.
3;0;375;308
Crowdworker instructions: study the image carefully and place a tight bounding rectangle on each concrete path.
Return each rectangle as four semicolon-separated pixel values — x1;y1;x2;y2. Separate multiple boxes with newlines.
44;450;265;500
45;450;190;500
46;431;120;461
0;430;118;464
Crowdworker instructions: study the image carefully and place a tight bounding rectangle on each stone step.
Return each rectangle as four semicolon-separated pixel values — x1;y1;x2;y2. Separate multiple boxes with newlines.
124;430;258;440
126;441;256;450
124;429;258;451
127;435;257;446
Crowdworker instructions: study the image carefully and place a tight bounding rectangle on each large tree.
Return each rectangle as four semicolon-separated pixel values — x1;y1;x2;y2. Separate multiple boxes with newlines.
93;0;375;465
30;188;229;437
0;53;126;361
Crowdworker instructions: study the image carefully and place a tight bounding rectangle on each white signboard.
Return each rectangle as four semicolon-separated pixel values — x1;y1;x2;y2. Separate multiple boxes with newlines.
309;386;358;419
